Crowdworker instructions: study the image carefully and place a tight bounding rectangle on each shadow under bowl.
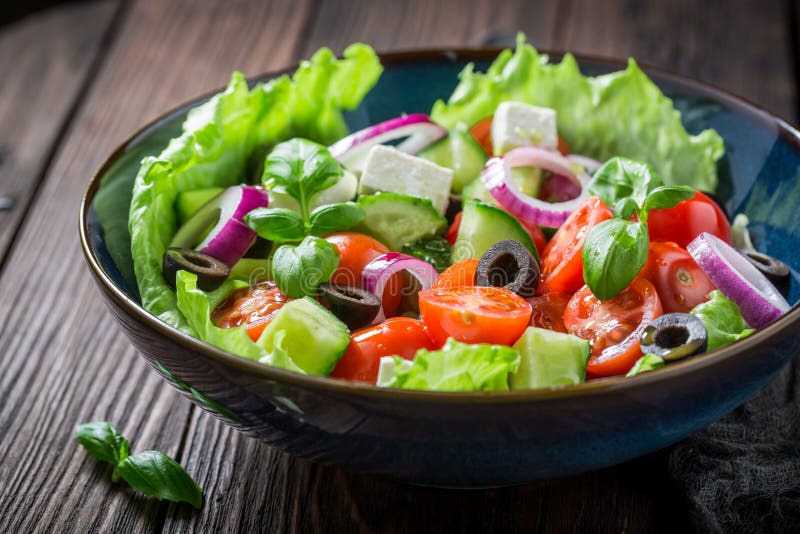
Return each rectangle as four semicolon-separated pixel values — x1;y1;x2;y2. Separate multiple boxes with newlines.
80;48;800;487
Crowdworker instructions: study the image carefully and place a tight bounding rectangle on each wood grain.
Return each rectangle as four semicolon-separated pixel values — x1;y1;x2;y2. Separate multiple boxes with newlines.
0;0;797;532
0;0;119;266
0;0;313;531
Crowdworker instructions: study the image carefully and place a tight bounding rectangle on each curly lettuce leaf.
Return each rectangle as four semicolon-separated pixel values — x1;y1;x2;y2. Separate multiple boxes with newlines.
130;45;381;335
431;34;724;191
174;271;266;360
690;290;755;350
386;339;521;392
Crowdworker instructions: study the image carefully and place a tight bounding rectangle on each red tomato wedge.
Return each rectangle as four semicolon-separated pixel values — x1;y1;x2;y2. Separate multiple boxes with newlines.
540;196;613;294
647;191;732;249
211;282;291;342
434;258;479;289
564;279;663;377
419;286;532;346
527;292;572;333
446;211;462;245
638;241;717;313
469;117;494;155
331;318;436;384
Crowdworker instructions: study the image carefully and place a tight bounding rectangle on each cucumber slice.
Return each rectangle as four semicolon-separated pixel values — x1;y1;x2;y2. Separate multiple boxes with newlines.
355;193;447;251
452;199;538;262
510;327;589;389
419;123;487;193
175;187;224;225
462;177;495;205
256;297;349;376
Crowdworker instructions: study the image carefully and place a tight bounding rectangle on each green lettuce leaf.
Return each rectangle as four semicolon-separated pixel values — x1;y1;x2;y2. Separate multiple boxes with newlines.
129;45;381;335
690;290;755;350
387;339;521;392
430;34;724;191
626;354;666;377
174;271;266;360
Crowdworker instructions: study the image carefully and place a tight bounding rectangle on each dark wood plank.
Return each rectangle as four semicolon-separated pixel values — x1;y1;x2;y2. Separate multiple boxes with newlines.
0;0;314;531
558;0;797;121
0;0;119;266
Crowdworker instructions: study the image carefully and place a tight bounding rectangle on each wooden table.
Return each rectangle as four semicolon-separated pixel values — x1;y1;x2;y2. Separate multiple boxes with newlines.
0;0;797;531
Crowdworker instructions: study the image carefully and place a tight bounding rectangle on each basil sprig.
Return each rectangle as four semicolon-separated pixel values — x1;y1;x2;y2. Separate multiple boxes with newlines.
583;157;694;300
76;421;202;509
244;139;366;297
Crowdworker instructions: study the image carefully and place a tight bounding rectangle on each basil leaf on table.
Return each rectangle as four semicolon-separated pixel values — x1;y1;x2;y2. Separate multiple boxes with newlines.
75;421;202;508
589;157;663;208
272;236;339;298
245;207;306;242
261;138;342;218
582;219;649;301
308;202;365;236
75;421;130;465
642;185;695;212
114;451;203;509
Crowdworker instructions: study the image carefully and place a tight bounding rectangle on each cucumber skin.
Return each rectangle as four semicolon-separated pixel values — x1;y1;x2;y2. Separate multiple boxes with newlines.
356;193;447;251
419;123;487;194
451;199;538;262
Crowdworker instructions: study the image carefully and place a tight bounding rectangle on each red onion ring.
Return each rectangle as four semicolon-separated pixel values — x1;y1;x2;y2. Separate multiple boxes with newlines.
328;114;447;171
481;146;591;228
687;232;790;329
361;252;438;323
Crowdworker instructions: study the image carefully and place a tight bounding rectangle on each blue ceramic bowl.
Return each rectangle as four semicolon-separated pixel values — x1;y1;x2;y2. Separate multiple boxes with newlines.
80;49;800;487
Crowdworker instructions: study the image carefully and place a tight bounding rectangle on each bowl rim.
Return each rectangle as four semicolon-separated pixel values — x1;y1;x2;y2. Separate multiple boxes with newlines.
80;46;800;404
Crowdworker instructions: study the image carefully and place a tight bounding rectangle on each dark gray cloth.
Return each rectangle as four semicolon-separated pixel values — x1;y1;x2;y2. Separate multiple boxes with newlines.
669;357;800;533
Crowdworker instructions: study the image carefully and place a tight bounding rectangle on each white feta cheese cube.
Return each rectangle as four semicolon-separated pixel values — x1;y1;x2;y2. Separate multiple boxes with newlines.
358;145;453;214
490;101;558;154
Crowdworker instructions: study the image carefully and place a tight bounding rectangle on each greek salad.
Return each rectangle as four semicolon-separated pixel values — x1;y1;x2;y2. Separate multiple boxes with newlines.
129;37;792;392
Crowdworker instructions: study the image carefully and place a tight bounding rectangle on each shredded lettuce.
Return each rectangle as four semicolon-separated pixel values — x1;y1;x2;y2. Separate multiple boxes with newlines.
129;45;381;335
690;290;755;350
431;34;724;191
384;339;520;392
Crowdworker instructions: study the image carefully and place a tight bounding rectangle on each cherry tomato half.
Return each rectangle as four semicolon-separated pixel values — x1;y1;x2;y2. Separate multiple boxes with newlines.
434;258;479;289
325;232;402;317
527;292;572;333
638;241;716;313
330;318;437;384
470;117;494;155
211;282;291;341
564;279;663;377
419;286;532;346
540;196;614;294
647;191;732;249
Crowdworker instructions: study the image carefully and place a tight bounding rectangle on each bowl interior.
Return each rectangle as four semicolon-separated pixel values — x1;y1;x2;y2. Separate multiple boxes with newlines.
87;51;800;329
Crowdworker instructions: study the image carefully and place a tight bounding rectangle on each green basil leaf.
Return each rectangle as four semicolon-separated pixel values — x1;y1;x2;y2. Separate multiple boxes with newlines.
582;219;649;300
75;421;130;465
272;236;340;298
589;157;663;208
614;197;640;219
114;451;203;509
642;185;695;213
245;207;306;242
261;139;342;218
308;202;365;236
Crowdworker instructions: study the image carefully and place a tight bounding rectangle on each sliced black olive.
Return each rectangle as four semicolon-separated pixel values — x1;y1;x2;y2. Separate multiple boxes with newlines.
163;248;230;292
476;240;540;298
737;249;791;297
318;283;381;330
640;313;707;362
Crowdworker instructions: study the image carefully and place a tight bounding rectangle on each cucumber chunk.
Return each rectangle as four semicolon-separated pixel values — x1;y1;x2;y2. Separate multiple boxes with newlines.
255;297;350;376
175;187;224;225
355;193;447;251
419;123;487;194
510;327;590;389
452;199;537;262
